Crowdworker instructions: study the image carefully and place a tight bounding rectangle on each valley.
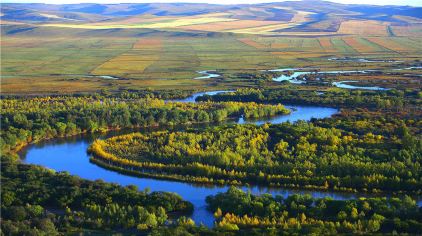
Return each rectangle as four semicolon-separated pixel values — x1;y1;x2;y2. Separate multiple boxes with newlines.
1;1;421;235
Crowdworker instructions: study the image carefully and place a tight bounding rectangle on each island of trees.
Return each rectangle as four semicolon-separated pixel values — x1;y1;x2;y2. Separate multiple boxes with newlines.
89;121;421;193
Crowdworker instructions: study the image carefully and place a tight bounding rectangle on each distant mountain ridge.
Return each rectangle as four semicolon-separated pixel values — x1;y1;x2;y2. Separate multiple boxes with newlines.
1;1;421;23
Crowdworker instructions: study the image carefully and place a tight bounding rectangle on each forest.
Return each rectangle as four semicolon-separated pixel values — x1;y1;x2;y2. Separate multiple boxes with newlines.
2;1;422;234
89;120;421;193
0;95;288;153
205;187;422;234
197;88;421;110
1;87;421;234
1;154;193;235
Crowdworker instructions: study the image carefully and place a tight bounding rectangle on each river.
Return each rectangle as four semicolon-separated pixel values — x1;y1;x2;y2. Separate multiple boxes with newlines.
19;91;418;227
270;68;392;90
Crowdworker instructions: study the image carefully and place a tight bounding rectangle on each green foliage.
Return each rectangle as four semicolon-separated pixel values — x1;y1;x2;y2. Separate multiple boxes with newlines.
0;95;288;153
0;155;193;234
90;120;422;192
198;88;421;110
205;187;422;234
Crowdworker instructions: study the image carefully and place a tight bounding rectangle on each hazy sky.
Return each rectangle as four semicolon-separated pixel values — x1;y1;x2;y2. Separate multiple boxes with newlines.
1;0;421;6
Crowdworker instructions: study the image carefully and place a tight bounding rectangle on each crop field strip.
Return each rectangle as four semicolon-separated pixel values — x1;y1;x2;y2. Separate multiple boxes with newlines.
365;37;412;53
390;37;422;51
176;20;282;32
337;20;389;36
318;38;337;53
142;38;200;79
42;15;239;30
1;33;421;94
1;37;137;76
237;38;267;49
391;25;422;37
341;37;389;54
91;38;163;78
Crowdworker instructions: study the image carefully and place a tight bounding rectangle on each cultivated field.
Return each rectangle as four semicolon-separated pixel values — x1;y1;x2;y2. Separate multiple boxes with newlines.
1;2;421;94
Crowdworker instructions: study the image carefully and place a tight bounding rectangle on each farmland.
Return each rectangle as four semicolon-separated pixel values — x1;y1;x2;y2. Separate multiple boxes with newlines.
1;1;421;95
1;2;422;235
2;31;421;95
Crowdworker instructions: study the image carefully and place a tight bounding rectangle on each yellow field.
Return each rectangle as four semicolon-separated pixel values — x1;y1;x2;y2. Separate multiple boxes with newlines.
133;38;162;50
318;38;336;53
177;20;280;31
227;9;315;35
43;15;237;29
391;25;422;37
342;37;375;53
90;54;159;76
365;37;409;52
229;23;294;34
338;20;388;36
238;38;267;49
91;38;162;77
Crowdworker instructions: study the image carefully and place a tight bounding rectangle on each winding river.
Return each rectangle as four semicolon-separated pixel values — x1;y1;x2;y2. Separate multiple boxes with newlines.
19;91;419;227
270;68;392;90
193;71;221;80
332;81;389;91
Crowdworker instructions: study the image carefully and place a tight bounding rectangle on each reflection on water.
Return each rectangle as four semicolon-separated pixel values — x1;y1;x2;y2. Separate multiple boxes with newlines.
22;132;421;227
269;68;390;90
20;135;367;227
171;90;234;103
238;105;338;125
18;91;419;227
193;71;221;80
20;98;340;227
332;81;390;91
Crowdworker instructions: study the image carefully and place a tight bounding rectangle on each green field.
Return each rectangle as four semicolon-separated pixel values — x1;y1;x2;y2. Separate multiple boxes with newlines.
2;30;421;94
1;1;421;94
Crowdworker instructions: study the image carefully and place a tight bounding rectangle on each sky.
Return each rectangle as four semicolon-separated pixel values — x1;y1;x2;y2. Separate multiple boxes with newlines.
1;0;421;6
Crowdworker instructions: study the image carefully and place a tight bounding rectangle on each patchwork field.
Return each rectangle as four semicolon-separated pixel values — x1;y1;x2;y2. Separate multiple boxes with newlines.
2;29;421;95
1;1;421;95
91;38;162;77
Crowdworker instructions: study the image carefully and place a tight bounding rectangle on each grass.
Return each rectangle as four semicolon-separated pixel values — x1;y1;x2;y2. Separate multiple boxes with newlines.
365;37;410;53
1;37;136;76
1;27;421;95
91;38;163;77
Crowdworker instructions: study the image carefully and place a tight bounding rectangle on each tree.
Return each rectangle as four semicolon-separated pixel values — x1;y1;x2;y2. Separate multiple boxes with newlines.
274;140;290;159
144;214;158;228
177;216;195;227
337;211;347;221
351;207;359;220
214;208;223;219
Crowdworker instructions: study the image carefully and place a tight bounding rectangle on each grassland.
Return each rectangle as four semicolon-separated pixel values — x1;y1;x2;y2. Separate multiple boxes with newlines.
1;1;422;95
2;28;421;95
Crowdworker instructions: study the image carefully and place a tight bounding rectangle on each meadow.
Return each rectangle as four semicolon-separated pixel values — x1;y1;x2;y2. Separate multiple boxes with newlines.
2;28;421;95
2;1;422;95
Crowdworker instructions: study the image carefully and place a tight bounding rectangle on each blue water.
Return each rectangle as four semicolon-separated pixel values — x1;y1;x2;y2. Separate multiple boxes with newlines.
328;57;402;63
332;81;390;91
19;91;419;227
238;105;338;125
23;136;368;227
270;68;391;90
193;71;221;80
171;90;234;103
